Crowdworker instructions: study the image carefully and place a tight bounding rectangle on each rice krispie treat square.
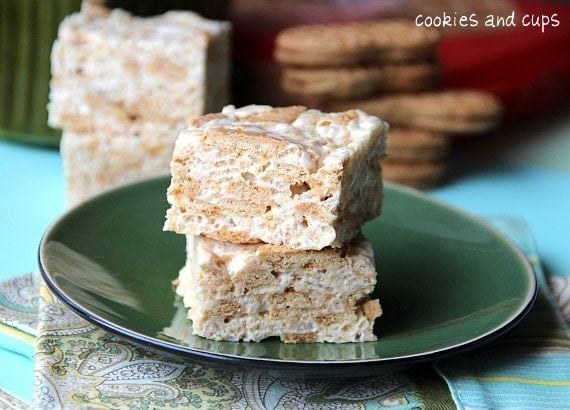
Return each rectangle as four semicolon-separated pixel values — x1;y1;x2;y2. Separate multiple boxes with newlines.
175;234;381;343
164;105;388;250
49;4;231;134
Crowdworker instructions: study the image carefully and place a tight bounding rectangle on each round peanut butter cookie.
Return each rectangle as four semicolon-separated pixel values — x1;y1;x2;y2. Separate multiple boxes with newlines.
327;90;503;135
382;158;446;189
386;128;450;161
274;19;442;67
280;63;441;99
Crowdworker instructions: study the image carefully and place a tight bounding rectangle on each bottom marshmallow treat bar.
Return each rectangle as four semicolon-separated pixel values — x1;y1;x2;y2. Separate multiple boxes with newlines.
175;234;382;343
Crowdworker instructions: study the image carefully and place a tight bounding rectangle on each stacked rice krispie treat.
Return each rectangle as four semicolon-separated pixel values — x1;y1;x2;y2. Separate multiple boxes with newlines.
164;104;388;343
48;2;231;206
274;19;502;188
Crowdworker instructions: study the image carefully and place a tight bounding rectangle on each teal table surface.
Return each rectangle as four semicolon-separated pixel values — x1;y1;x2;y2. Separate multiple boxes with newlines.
0;142;64;279
0;105;569;405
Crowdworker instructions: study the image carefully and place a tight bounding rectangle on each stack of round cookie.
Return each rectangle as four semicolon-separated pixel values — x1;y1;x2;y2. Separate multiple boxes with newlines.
274;19;503;188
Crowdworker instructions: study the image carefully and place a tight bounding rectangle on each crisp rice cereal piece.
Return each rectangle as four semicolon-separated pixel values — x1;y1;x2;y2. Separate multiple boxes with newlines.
175;234;381;343
274;19;441;67
164;104;388;250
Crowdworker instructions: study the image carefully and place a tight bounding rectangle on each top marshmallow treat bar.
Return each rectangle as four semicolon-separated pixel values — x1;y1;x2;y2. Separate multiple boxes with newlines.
164;105;388;250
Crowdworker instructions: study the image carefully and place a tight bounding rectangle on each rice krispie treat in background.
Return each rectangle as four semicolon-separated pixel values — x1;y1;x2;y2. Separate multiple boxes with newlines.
164;105;388;250
175;234;381;343
49;2;231;206
49;4;230;133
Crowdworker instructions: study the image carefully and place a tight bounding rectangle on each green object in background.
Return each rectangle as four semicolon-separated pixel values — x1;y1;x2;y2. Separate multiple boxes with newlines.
0;0;81;147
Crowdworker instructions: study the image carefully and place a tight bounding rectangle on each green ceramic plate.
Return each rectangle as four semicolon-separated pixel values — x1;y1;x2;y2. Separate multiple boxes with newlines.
39;176;536;377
